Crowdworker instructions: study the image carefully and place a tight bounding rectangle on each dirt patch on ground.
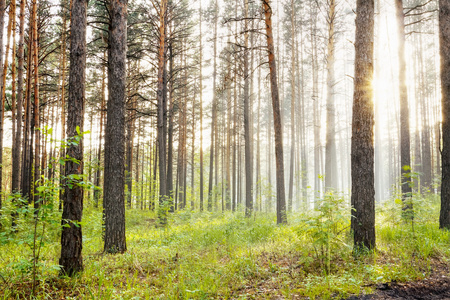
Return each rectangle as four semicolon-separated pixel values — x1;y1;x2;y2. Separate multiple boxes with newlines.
348;260;450;299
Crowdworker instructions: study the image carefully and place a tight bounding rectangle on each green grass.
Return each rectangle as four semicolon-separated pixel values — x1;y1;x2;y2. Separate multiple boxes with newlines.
1;194;450;299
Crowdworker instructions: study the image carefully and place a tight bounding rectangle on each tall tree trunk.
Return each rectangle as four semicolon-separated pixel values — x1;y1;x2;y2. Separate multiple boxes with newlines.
125;107;135;209
417;32;432;190
298;26;308;205
152;138;158;211
396;0;412;213
135;121;141;208
103;0;127;253
167;42;174;210
2;0;13;105
157;0;168;223
351;0;375;250
199;0;204;211
244;0;252;217
21;22;34;201
374;0;383;201
262;0;287;224
226;42;232;211
267;95;272;211
32;0;40;208
59;7;68;210
311;5;320;206
12;0;25;227
256;65;261;212
208;0;218;211
325;0;337;192
191;84;196;209
232;51;238;212
11;0;20;195
0;0;5;202
125;64;137;209
180;51;188;209
59;0;87;276
287;0;296;211
439;0;450;229
94;50;106;208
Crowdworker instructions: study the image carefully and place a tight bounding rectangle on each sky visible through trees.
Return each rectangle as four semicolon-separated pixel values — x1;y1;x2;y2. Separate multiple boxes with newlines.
0;0;443;207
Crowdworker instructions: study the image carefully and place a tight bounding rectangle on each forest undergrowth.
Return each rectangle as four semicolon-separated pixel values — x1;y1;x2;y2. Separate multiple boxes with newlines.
0;192;449;299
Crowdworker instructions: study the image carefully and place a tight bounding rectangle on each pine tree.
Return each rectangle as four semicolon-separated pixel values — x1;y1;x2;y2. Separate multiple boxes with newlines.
103;0;127;253
59;0;88;276
351;0;375;250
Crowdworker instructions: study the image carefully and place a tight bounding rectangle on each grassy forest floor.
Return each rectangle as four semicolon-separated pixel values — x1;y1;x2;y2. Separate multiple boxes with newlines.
1;193;450;299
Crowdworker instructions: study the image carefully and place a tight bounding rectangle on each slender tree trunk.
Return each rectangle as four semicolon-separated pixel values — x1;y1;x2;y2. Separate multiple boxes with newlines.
311;5;320;206
180;51;188;209
21;22;34;201
2;0;13;105
157;0;168;224
0;0;5;201
59;0;87;276
299;26;308;205
396;0;412;213
263;0;287;224
12;0;20;194
199;1;204;211
267;95;272;211
32;0;40;208
439;0;450;229
152;139;158;211
167;42;174;210
94;51;106;208
416;33;432;190
374;0;383;201
288;0;296;211
191;85;196;210
325;0;337;192
232;52;238;212
226;43;231;211
59;8;68;210
244;0;252;217
125;63;137;209
135;121;141;208
11;0;24;227
208;0;218;211
351;0;375;250
103;0;127;253
256;66;261;212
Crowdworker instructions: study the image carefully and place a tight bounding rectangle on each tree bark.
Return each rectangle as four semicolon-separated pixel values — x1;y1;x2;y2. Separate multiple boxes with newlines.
94;50;106;208
395;0;412;213
439;0;450;229
244;0;252;218
263;0;287;225
157;0;168;224
59;0;87;276
103;0;127;253
207;0;218;211
0;0;5;204
288;0;296;211
125;65;137;209
167;41;174;211
325;0;338;192
21;17;34;201
351;0;375;251
59;7;68;210
199;0;204;211
12;0;20;195
32;0;40;208
311;4;320;207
